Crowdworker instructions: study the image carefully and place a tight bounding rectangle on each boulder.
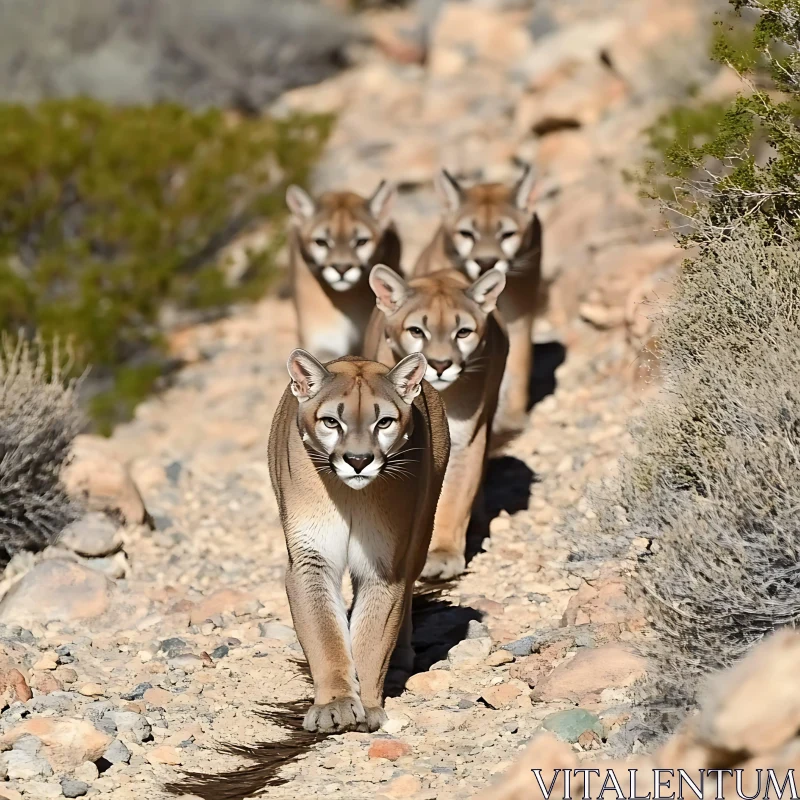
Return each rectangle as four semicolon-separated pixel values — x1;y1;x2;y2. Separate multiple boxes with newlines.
0;561;111;627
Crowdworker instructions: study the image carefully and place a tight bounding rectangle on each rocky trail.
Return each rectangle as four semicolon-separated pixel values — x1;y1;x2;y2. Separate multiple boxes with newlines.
0;2;733;799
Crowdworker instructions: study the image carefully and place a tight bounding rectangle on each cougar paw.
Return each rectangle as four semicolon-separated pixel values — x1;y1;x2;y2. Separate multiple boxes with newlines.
303;696;366;733
359;706;388;732
420;550;466;582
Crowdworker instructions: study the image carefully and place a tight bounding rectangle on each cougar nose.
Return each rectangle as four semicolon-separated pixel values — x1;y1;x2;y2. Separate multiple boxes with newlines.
331;263;355;277
428;359;453;377
343;453;374;474
475;257;498;273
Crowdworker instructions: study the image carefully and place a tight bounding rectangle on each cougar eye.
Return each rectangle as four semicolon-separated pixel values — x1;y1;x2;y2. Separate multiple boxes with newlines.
354;237;370;248
319;417;339;429
407;326;425;338
456;328;474;339
314;238;329;248
376;417;395;429
458;229;475;240
500;230;517;240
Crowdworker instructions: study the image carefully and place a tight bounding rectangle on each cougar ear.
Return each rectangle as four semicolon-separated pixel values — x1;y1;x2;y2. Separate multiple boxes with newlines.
287;349;330;402
369;264;410;315
368;180;396;228
435;168;464;213
286;185;316;221
513;163;537;212
467;268;506;313
387;353;427;405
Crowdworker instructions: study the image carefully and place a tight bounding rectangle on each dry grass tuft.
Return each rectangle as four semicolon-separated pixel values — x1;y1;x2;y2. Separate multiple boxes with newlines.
0;336;85;567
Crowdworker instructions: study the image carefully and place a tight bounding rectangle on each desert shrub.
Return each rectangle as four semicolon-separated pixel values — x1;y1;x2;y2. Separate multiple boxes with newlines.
0;99;332;431
0;336;84;568
608;224;800;702
595;0;800;708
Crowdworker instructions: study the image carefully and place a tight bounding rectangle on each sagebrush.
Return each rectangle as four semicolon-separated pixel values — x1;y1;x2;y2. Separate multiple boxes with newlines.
594;0;800;709
0;337;84;568
607;224;800;703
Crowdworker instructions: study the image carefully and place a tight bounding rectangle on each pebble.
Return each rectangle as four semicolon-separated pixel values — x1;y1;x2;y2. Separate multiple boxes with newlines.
103;739;131;765
368;738;411;761
143;687;173;706
447;638;492;666
480;683;522;709
60;779;89;798
501;636;537;657
73;762;100;782
78;683;104;697
110;711;152;743
146;745;182;766
33;652;59;671
60;513;123;559
486;649;515;667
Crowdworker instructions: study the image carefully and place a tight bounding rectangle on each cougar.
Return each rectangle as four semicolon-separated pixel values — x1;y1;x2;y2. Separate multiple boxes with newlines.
268;350;450;732
414;165;543;441
286;182;402;361
364;265;508;581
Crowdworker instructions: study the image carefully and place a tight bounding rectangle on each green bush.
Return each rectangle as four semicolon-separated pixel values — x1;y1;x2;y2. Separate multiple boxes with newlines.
0;99;332;432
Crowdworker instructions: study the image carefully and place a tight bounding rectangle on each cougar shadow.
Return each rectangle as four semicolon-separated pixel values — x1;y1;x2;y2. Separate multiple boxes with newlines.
464;340;565;564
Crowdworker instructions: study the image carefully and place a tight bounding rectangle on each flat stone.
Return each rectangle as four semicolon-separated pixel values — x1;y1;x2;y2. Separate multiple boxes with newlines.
189;590;261;625
480;683;522;709
257;621;296;642
143;687;173;706
404;670;452;697
0;750;53;780
60;779;89;798
542;708;604;744
532;645;647;703
146;745;182;766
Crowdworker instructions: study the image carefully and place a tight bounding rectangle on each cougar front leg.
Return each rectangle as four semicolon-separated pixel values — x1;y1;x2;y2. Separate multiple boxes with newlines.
495;313;534;437
284;554;364;733
421;427;486;581
349;575;407;731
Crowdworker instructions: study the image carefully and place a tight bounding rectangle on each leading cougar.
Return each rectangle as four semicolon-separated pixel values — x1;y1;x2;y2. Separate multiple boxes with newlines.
268;350;450;732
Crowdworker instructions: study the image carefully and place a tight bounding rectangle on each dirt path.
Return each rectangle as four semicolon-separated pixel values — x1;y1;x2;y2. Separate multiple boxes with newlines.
0;2;729;799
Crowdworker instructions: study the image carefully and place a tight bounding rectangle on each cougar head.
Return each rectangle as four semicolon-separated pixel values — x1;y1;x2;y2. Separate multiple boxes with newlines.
369;265;506;393
436;164;537;280
287;350;427;490
286;182;395;292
